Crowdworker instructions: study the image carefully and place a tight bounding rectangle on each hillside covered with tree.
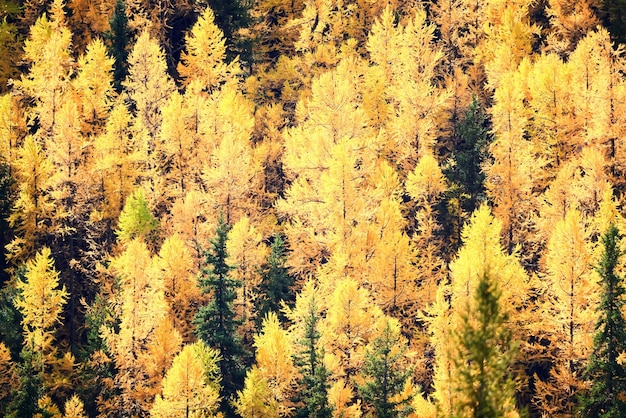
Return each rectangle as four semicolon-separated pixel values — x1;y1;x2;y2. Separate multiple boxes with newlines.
2;0;626;416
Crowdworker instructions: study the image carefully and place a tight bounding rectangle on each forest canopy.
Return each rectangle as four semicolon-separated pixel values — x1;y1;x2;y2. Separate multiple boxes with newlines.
1;0;626;417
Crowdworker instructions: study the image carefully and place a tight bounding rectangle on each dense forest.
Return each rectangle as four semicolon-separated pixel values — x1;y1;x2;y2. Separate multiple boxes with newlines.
2;0;626;416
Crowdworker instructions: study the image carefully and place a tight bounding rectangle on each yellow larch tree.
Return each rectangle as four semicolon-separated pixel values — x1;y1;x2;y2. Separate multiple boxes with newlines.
576;146;613;220
277;58;375;279
166;190;213;267
404;153;447;382
238;312;297;416
320;278;383;414
90;101;142;222
479;1;538;92
36;394;61;417
14;247;68;377
537;161;585;242
102;238;180;416
418;281;453;415
46;98;89;238
366;5;448;169
364;191;419;320
0;342;18;412
6;136;56;265
537;148;612;245
428;205;529;415
234;367;279;417
16;0;73;136
151;341;221;418
485;62;540;256
123;30;175;141
155;233;200;342
42;87;98;350
156;91;201;205
177;6;238;91
532;148;612;301
448;205;530;324
568;28;626;199
62;394;87;418
533;209;598;416
544;0;599;54
0;93;26;169
200;81;261;226
405;152;447;307
71;38;115;136
227;216;269;341
526;53;579;187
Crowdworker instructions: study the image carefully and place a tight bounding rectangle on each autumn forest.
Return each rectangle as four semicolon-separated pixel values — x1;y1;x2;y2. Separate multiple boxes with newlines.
2;0;626;416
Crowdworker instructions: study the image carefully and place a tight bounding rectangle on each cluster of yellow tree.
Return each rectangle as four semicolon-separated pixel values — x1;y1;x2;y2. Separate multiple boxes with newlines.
1;0;626;416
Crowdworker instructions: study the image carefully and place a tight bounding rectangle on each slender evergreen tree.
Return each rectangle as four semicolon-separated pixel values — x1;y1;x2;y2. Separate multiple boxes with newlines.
580;224;626;417
442;96;491;250
358;319;413;418
444;96;491;216
193;213;244;418
257;234;294;329
452;272;519;418
293;285;331;418
106;0;129;91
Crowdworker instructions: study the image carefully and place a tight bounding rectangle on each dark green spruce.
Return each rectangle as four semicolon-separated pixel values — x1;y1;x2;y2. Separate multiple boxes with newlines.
106;0;129;92
293;287;332;418
358;320;413;417
193;214;244;418
444;95;490;215
442;96;491;249
579;223;626;417
256;234;295;330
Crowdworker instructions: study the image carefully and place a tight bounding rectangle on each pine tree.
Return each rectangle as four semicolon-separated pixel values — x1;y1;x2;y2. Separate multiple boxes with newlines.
452;272;519;418
106;0;129;91
257;234;294;328
358;318;413;418
291;281;332;418
579;223;626;417
444;96;490;217
193;213;244;417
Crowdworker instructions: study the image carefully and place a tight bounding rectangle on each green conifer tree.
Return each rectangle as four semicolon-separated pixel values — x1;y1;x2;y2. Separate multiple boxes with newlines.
193;213;244;417
293;284;331;418
452;272;519;418
257;234;294;329
106;0;129;91
443;96;491;249
579;223;626;417
358;318;413;418
445;96;491;215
